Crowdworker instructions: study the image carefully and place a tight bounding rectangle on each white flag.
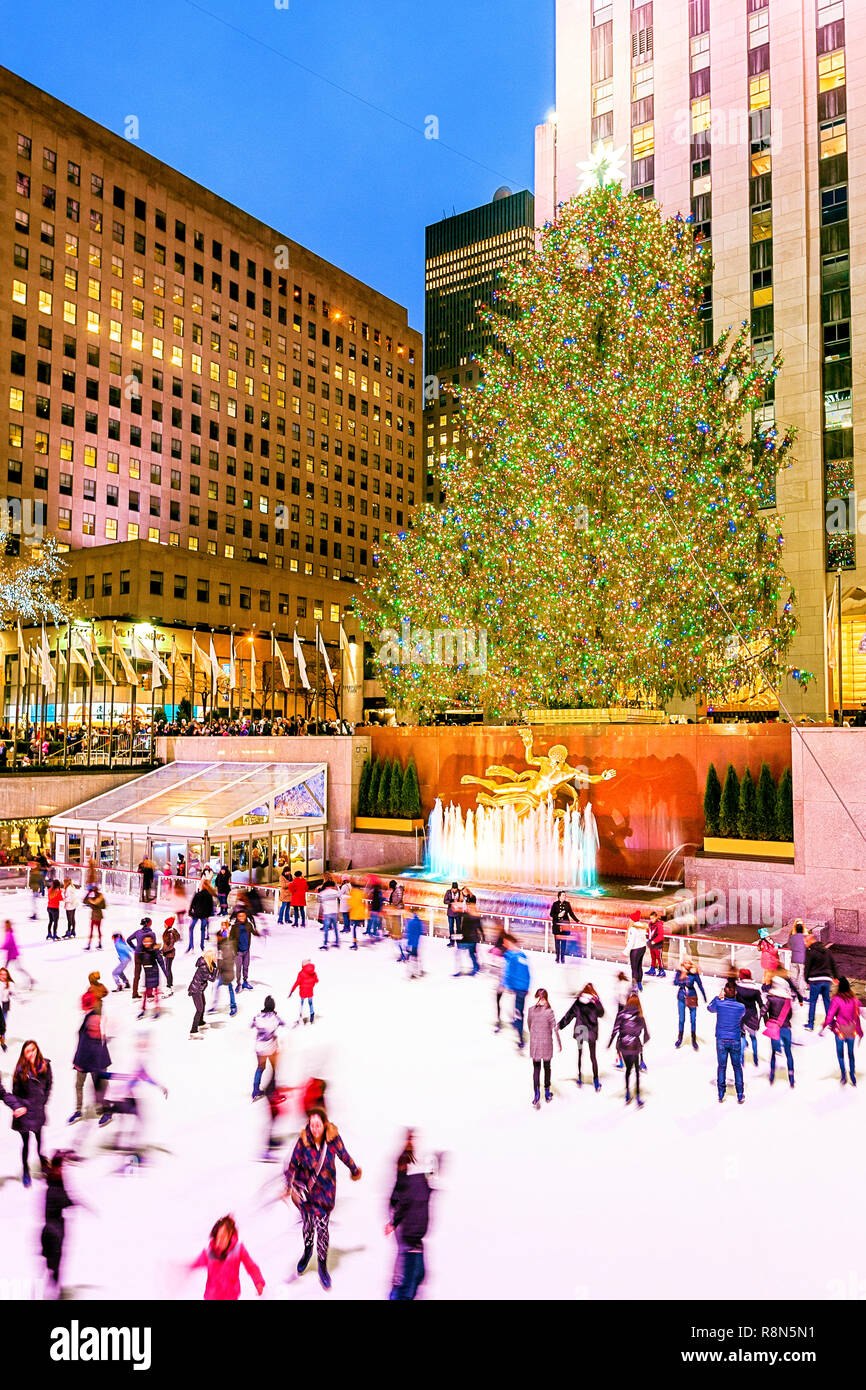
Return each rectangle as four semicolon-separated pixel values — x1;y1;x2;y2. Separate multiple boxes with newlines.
317;625;334;686
112;626;139;687
209;634;219;699
229;636;237;691
71;630;94;672
40;624;56;694
90;629;115;686
293;627;310;691
274;637;291;689
339;624;358;680
134;634;170;686
192;633;213;685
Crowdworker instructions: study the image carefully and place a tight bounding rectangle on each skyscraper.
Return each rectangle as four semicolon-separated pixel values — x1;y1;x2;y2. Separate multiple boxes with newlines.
536;0;863;719
423;188;535;505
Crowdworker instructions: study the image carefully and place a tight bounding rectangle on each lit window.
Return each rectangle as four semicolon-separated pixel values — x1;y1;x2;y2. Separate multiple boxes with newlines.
63;300;76;324
131;328;143;352
825;389;852;430
148;527;160;543
105;518;117;539
38;289;52;314
84;446;97;467
752;284;773;308
60;438;73;461
57;508;71;531
820;116;847;159
86;309;100;333
12;280;26;304
632;123;654;159
8;424;22;448
632;64;653;102
152;337;164;360
188;536;199;551
749;75;770;111
110;286;122;310
88;276;100;300
751;204;772;241
691;97;711;133
110;319;121;342
191;353;202;374
592;80;613;117
9;388;23;412
748;9;769;46
692;173;711;196
750;151;771;178
690;33;709;71
818;49;845;93
127;522;139;540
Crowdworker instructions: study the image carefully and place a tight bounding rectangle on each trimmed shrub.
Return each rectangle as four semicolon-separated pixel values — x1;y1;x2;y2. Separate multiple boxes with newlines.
703;763;722;836
367;757;382;816
737;767;757;839
776;767;794;841
388;758;404;817
755;763;777;840
401;757;422;819
357;756;373;817
375;757;392;817
719;764;740;839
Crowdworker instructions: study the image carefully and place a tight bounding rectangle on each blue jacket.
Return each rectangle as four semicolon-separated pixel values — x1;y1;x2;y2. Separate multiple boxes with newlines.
502;949;530;994
405;913;424;950
707;996;746;1042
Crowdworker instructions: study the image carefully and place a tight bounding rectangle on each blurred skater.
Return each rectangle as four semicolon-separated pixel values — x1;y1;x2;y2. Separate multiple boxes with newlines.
190;1215;265;1301
821;977;862;1086
251;995;285;1100
673;957;707;1051
40;1151;86;1296
646;911;665;976
82;883;106;952
2;920;33;991
764;970;804;1089
111;934;133;991
405;907;424;979
736;968;765;1067
188;949;217;1039
387;1130;436;1301
68;1006;110;1126
624;911;647;991
161;917;181;993
501;935;531;1050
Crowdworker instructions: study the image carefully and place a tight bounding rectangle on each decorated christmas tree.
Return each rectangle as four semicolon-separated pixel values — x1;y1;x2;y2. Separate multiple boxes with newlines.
359;166;801;721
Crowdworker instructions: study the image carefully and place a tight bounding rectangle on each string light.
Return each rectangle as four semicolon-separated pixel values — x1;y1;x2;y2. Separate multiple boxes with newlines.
358;183;802;721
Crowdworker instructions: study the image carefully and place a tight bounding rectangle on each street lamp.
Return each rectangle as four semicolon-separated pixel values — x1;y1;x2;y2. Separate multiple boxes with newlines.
547;109;558;221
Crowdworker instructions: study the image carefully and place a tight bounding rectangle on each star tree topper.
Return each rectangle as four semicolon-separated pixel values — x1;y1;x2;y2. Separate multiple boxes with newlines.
577;143;627;194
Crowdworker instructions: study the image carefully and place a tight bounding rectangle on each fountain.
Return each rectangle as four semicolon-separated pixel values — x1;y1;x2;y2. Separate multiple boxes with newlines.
425;795;604;892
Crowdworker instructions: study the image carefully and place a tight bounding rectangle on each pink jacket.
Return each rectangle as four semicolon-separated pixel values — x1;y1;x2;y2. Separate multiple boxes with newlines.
759;939;780;969
192;1234;264;1301
824;995;862;1039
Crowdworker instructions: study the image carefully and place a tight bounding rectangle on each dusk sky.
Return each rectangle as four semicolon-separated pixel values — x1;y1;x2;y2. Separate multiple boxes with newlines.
5;0;554;332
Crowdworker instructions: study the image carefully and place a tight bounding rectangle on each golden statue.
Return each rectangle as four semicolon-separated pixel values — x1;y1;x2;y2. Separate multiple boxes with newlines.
460;727;615;817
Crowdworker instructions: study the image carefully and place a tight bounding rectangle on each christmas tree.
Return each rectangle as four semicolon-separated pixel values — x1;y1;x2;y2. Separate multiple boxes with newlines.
703;763;722;836
387;758;404;818
359;174;801;721
400;757;422;819
720;765;741;839
755;762;777;840
776;767;794;841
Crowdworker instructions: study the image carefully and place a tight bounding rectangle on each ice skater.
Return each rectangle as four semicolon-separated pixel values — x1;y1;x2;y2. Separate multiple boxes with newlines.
111;933;133;991
550;890;578;965
100;1049;169;1159
62;878;78;939
404;907;424;978
188;949;218;1039
40;1151;87;1296
528;988;561;1107
558;982;605;1090
673;957;706;1050
646;911;665;976
190;1215;265;1301
135;932;169;1021
3;919;33;990
0;965;14;1051
3;1040;52;1186
501;936;531;1050
208;926;237;1017
289;959;318;1025
735;968;765;1066
68;1007;111;1126
764;969;804;1088
386;1130;436;1301
82;883;106;951
608;992;649;1107
230;906;259;992
821;977;862;1086
708;980;746;1104
251;995;285;1099
624;911;647;991
283;1106;362;1290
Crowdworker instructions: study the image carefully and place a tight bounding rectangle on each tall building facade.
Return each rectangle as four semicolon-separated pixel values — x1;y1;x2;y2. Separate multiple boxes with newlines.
424;189;535;505
535;0;865;719
1;67;421;708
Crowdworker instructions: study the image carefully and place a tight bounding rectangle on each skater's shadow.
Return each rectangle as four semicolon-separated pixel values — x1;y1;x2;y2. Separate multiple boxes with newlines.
323;1243;366;1271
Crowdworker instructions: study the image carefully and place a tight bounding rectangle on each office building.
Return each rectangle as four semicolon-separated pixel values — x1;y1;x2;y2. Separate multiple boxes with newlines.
535;0;864;718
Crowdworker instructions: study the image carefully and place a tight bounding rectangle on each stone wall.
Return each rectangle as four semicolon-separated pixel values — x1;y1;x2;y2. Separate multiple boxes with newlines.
0;770;138;824
364;722;792;881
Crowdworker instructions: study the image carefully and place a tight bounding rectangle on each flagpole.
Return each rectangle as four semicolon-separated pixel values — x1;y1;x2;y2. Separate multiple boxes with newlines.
171;640;176;726
270;626;276;728
191;632;197;726
293;627;298;725
11;638;22;771
86;622;95;770
315;623;320;731
108;626;116;772
99;627;107;760
230;625;236;726
209;627;215;733
250;626;256;724
63;621;72;770
53;626;61;749
22;640;32;762
339;628;344;729
149;628;156;764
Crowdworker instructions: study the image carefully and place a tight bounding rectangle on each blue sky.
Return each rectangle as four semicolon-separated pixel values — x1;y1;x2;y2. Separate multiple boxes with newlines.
5;0;553;333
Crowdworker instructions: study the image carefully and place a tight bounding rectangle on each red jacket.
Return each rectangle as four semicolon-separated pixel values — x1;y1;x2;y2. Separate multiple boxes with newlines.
290;963;318;999
191;1234;264;1301
289;876;309;907
48;886;63;909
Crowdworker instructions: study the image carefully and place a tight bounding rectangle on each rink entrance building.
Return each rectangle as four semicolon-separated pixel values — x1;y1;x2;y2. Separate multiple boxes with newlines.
49;760;328;882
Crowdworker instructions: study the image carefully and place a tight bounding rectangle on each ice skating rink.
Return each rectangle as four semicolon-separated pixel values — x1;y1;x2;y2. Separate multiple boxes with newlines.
1;893;857;1301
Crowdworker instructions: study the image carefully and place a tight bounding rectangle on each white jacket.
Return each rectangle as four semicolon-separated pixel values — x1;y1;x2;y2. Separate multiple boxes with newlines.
625;925;647;953
63;883;79;910
338;882;351;913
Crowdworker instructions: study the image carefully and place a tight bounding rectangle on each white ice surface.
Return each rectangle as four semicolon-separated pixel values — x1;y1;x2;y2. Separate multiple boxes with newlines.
0;892;857;1301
